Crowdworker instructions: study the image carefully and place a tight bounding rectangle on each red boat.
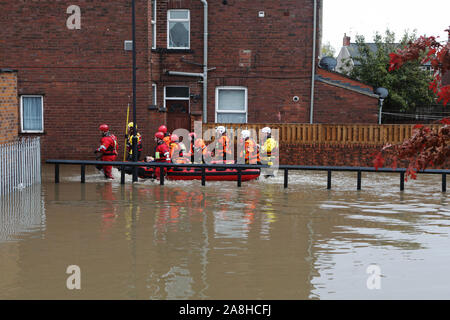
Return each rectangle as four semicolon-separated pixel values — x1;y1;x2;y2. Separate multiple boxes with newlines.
133;161;260;181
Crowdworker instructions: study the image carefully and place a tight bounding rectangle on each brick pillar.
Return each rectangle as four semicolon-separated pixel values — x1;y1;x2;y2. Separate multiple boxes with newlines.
0;69;19;144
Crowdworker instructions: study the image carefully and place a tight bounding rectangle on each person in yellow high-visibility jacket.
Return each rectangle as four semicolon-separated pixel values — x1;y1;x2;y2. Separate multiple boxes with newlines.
260;127;278;165
126;122;143;161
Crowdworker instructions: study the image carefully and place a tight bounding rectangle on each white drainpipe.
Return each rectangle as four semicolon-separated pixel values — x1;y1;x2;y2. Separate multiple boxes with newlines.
309;0;317;124
167;1;208;123
200;0;208;124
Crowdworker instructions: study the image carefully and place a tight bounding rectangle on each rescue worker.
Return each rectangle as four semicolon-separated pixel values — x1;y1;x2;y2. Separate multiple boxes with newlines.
126;122;143;161
169;134;190;163
154;131;170;163
153;131;171;179
193;133;208;163
214;126;232;162
158;125;171;147
239;129;260;165
95;124;118;179
260;127;278;166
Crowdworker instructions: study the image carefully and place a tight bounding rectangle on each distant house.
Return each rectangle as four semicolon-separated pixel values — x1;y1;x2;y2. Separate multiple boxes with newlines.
335;34;431;75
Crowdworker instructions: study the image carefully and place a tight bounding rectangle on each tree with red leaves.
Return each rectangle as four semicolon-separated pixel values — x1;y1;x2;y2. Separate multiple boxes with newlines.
375;30;450;180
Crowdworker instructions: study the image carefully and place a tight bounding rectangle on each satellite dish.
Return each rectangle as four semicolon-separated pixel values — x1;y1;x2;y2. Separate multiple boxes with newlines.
375;87;389;99
319;56;337;71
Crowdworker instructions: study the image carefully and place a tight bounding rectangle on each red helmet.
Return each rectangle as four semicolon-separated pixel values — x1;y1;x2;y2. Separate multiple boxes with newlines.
171;134;179;142
189;132;197;139
154;131;164;140
99;124;109;132
158;125;168;134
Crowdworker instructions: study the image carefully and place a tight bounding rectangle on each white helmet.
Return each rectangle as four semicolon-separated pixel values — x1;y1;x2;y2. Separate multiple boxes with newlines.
261;127;271;134
241;130;250;139
216;126;226;135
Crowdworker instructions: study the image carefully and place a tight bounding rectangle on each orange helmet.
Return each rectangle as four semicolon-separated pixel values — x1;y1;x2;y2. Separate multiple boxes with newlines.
171;134;179;142
99;124;109;132
158;125;168;134
154;131;164;140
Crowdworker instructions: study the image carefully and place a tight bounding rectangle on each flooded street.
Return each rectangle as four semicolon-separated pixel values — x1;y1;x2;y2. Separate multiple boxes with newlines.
1;165;449;299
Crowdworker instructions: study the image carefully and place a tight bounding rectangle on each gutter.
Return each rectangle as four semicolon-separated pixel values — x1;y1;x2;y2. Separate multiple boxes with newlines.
309;0;317;124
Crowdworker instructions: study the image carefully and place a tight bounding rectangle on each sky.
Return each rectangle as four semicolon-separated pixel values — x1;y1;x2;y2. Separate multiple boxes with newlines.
322;0;449;54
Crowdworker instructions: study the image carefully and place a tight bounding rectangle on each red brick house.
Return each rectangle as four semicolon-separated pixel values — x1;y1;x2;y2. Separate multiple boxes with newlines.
0;0;379;159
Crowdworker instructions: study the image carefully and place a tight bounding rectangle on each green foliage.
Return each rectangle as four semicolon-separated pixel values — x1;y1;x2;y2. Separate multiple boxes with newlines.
320;41;336;58
345;29;435;112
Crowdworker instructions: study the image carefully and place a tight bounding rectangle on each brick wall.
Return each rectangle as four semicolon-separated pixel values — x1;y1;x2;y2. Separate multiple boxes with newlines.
0;0;154;159
313;81;379;123
279;143;450;169
0;70;19;144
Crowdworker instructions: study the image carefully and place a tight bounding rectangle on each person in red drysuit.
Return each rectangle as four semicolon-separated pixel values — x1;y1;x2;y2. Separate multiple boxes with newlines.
153;131;170;179
95;124;118;179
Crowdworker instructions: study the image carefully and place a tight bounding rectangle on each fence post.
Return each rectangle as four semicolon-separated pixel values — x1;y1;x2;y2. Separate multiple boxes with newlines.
443;174;447;193
121;166;125;185
160;166;165;185
327;170;332;189
55;164;60;184
284;169;288;189
357;171;362;190
400;172;405;191
81;165;85;183
201;167;206;186
237;169;242;187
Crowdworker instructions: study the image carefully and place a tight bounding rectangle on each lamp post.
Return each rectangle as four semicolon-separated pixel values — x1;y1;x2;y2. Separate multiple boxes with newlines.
131;0;138;182
375;87;389;125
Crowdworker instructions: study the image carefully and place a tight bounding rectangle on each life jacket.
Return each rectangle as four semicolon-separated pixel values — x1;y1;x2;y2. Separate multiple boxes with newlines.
126;132;143;155
240;138;259;164
163;136;171;147
155;141;170;162
261;137;278;165
100;134;118;156
215;135;232;158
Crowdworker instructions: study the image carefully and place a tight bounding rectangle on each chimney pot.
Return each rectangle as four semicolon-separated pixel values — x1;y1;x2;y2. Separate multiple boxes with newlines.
343;33;351;47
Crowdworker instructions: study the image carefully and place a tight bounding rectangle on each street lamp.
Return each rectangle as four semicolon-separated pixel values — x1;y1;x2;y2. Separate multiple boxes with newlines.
375;87;389;125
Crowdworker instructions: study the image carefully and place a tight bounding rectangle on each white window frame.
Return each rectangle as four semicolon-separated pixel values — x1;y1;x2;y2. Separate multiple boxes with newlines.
215;86;248;123
20;95;44;133
151;0;156;49
167;9;190;49
152;83;157;105
164;86;190;112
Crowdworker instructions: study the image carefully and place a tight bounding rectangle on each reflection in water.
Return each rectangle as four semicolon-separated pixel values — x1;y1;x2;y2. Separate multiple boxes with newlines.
0;165;449;299
0;185;45;242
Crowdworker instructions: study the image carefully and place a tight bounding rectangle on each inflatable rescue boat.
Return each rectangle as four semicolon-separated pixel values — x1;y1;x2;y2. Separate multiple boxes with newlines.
122;161;260;181
136;166;260;181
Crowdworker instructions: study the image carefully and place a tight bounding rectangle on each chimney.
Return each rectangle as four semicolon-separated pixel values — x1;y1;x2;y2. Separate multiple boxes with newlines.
343;33;351;47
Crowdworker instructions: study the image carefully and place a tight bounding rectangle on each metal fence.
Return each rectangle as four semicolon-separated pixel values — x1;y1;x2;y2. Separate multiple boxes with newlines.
0;137;41;196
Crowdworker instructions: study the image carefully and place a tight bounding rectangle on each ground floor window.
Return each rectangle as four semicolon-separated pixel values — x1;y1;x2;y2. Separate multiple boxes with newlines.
215;87;247;123
20;95;44;133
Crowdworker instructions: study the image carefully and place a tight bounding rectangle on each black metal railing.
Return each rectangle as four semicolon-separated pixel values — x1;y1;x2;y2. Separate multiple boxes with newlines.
45;159;449;192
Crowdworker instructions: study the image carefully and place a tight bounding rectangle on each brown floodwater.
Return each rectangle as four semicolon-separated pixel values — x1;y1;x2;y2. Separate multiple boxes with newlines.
0;164;449;299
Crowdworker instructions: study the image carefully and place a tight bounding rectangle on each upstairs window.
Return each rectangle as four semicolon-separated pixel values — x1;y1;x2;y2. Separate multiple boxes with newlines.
20;95;44;133
167;10;190;49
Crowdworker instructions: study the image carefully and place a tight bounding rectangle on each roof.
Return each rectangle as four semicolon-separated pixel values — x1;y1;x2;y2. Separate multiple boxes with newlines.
315;68;379;98
346;43;431;66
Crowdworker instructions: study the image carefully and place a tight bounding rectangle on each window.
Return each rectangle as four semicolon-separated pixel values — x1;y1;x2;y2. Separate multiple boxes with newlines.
20;95;44;133
167;10;190;49
164;86;190;112
152;83;157;105
215;87;247;123
151;0;156;49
